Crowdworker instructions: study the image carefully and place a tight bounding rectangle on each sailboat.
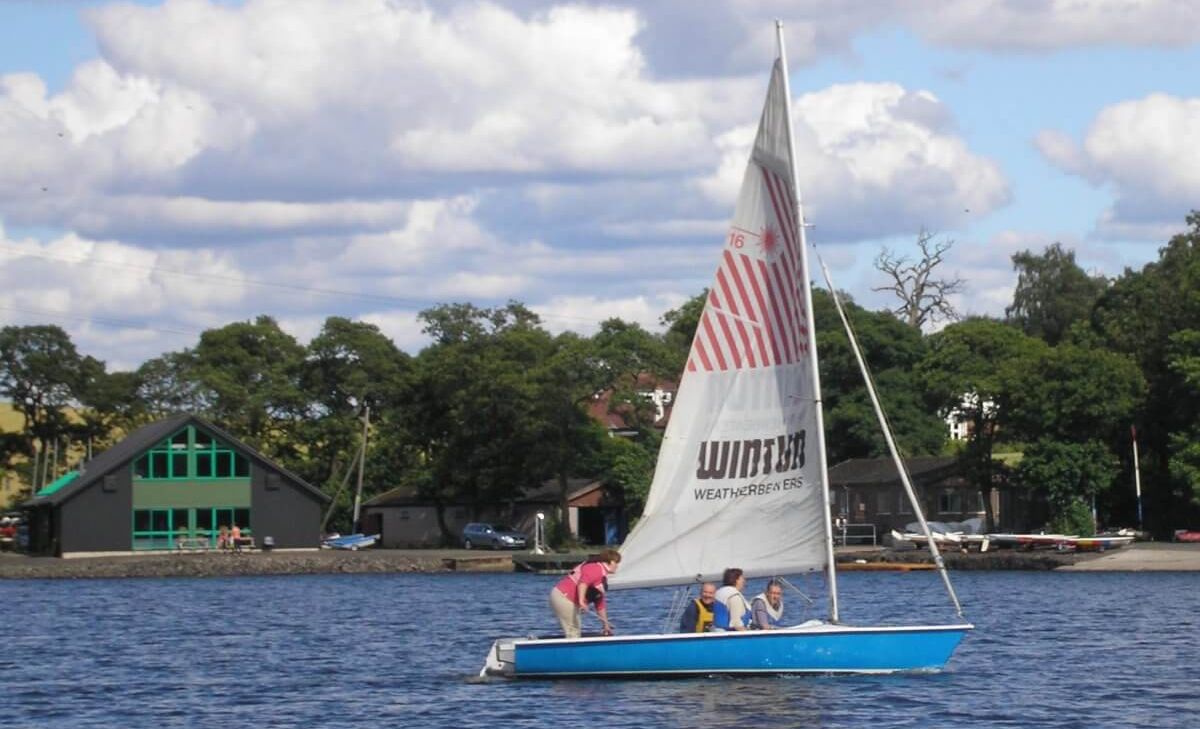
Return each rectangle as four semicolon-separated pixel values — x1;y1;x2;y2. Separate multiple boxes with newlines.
479;22;972;678
321;406;379;550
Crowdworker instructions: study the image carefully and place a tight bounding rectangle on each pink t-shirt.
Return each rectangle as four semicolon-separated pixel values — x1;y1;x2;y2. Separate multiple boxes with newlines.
555;561;609;610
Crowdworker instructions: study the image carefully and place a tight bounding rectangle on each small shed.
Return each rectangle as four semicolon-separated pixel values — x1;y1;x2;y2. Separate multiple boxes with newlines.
361;478;626;548
21;413;329;556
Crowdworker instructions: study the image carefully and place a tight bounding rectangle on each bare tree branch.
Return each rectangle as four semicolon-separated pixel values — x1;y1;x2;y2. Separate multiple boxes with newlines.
872;229;965;329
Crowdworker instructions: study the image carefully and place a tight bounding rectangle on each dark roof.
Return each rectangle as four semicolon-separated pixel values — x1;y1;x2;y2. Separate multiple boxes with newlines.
827;456;958;487
520;478;601;503
24;413;328;507
363;478;604;508
25;414;190;507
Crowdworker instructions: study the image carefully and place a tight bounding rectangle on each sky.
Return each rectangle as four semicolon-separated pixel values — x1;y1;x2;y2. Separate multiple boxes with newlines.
1;0;1199;371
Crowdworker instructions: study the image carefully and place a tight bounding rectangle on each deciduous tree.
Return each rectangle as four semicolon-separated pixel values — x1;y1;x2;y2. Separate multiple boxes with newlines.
919;317;1041;531
813;289;946;463
1006;243;1107;345
873;229;964;329
190;315;306;456
0;325;89;489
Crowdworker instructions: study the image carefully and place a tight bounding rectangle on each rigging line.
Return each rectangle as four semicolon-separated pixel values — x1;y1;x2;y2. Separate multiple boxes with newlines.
0;245;607;326
815;252;966;620
0;304;200;338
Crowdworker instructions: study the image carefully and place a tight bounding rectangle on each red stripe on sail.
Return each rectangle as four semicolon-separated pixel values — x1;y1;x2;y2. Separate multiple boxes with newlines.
716;264;757;368
771;237;808;357
692;329;715;372
740;253;781;365
757;170;802;363
765;170;801;260
769;257;802;363
712;308;743;369
778;245;811;355
758;258;794;364
700;312;729;371
707;288;744;370
687;358;697;372
725;251;769;366
762;168;808;359
769;170;812;354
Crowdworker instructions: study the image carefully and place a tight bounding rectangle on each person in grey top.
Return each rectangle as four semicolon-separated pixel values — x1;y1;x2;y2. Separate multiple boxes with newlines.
751;579;785;629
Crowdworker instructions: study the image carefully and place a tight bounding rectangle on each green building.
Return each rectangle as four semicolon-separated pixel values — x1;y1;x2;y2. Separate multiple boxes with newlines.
22;413;329;556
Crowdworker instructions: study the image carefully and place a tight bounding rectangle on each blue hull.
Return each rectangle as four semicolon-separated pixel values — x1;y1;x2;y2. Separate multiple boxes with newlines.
485;624;971;677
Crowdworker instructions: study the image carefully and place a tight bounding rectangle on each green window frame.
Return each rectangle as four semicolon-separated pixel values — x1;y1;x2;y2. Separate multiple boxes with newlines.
132;506;252;550
132;508;192;550
133;426;250;481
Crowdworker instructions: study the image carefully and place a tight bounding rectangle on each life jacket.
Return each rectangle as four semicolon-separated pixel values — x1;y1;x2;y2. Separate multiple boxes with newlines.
688;598;714;632
751;593;784;628
712;586;751;630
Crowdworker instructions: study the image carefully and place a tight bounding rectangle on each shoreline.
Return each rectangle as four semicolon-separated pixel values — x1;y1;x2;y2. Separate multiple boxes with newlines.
2;542;1198;580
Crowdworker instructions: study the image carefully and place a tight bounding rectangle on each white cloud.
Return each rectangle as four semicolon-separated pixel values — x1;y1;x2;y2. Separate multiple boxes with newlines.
533;293;689;335
907;0;1200;50
72;196;416;240
83;0;718;176
11;0;1154;371
335;197;494;271
430;271;531;298
600;218;728;238
698;82;1010;240
0;59;255;200
358;309;427;353
1038;94;1200;239
0;231;249;317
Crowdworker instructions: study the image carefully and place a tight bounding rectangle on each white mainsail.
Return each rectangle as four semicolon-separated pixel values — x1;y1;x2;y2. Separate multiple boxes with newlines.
611;59;829;590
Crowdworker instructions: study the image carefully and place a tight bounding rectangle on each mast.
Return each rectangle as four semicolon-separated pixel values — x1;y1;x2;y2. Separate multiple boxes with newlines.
1132;425;1143;530
775;21;840;623
351;405;370;535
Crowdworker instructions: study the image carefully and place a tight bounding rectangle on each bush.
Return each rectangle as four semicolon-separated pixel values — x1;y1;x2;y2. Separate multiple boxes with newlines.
1048;498;1094;537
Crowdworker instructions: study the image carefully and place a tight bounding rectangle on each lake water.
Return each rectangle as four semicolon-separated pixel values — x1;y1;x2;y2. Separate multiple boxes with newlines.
2;570;1197;728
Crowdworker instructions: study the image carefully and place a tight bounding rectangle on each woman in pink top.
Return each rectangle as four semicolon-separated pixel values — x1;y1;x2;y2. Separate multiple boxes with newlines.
549;548;621;638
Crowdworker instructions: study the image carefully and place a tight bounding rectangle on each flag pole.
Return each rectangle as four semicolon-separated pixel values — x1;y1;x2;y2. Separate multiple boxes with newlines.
775;20;840;624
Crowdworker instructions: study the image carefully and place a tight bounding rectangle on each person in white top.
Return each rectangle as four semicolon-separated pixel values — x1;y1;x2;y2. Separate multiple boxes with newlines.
712;567;751;631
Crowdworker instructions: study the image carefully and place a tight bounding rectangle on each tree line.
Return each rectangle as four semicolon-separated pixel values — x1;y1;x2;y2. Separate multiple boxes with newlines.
3;213;1200;539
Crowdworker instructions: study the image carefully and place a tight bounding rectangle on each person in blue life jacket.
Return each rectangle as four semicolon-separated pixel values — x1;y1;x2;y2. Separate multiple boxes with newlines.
751;579;785;629
678;582;717;633
712;568;752;631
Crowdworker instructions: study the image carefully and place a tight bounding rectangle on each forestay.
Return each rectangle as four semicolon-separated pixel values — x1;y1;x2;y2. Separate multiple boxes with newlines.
610;60;829;591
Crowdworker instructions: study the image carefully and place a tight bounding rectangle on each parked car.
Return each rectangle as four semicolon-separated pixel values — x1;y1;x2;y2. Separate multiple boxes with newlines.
462;523;527;550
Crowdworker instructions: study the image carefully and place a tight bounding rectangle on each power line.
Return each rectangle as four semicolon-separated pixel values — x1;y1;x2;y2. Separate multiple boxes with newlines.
0;305;200;339
0;244;434;307
0;244;606;325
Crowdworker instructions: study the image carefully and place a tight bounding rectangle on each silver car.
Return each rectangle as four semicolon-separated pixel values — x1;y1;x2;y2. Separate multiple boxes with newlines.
462;523;527;550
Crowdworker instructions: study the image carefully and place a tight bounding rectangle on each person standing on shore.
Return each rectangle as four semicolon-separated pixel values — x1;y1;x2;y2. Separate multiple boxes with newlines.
549;548;621;638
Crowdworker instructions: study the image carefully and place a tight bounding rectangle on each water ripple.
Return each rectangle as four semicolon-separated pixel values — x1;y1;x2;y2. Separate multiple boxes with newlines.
2;571;1198;727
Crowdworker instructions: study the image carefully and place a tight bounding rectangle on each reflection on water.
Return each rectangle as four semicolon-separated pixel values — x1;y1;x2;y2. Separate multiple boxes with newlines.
3;570;1199;728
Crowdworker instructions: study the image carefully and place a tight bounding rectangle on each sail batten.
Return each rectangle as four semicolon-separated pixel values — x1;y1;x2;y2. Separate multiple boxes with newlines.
610;58;827;591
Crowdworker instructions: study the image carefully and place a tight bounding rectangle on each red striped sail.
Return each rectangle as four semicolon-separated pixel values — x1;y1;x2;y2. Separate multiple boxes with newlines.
688;167;809;373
